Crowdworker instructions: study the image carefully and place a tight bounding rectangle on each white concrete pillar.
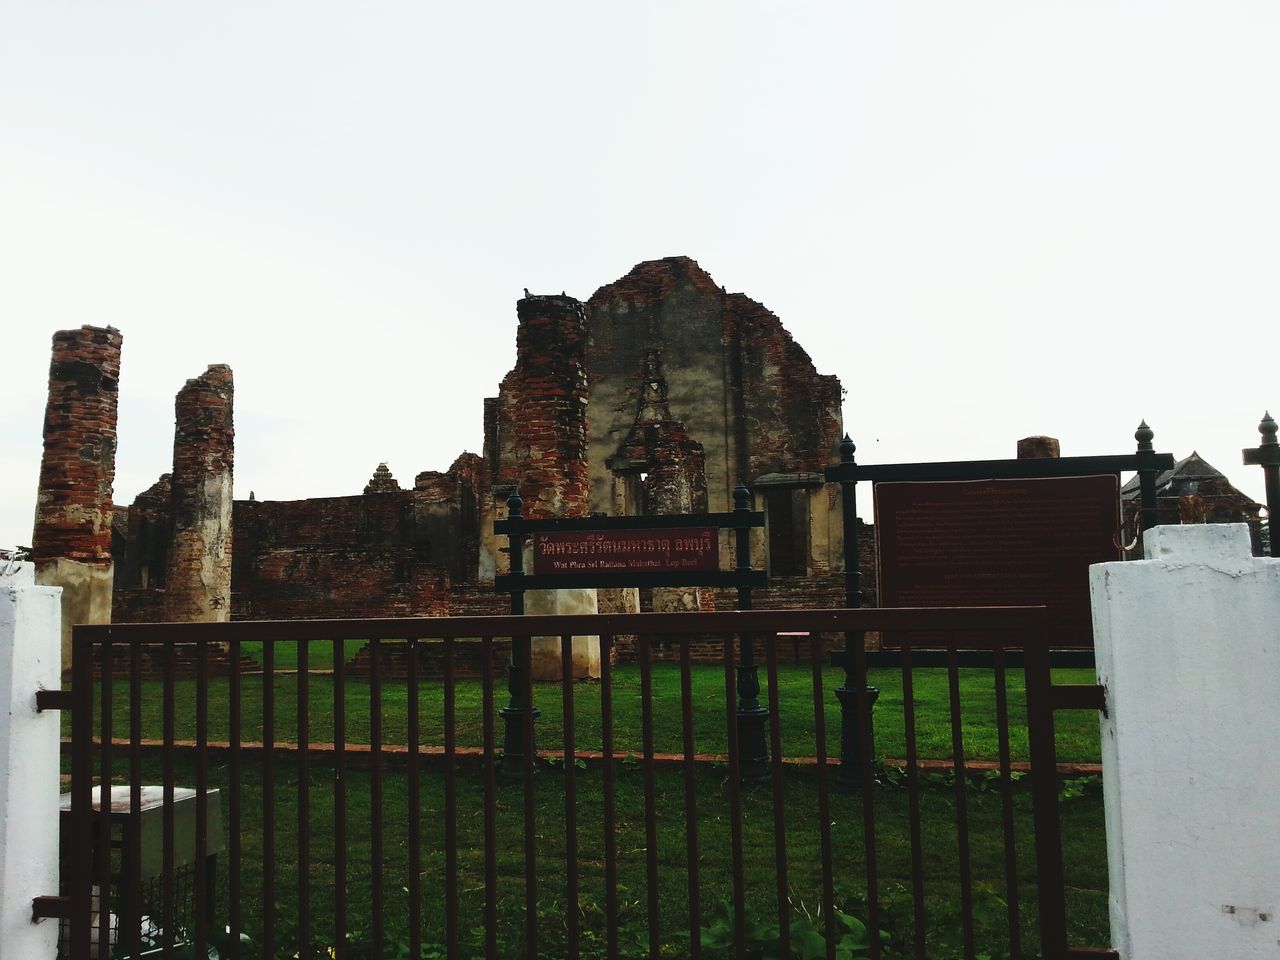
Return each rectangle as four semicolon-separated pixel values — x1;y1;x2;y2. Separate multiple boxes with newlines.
1090;524;1280;960
0;561;62;960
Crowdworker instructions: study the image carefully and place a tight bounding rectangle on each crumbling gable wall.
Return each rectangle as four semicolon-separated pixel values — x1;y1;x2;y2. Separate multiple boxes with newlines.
581;257;844;578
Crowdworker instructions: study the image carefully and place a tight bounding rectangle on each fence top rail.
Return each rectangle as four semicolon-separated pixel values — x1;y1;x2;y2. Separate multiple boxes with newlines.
75;606;1050;647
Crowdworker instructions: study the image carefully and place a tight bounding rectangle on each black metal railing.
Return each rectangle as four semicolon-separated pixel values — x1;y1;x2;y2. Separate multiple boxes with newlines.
65;607;1109;960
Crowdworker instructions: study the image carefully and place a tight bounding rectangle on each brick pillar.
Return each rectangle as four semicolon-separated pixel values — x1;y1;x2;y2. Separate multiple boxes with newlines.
504;294;597;677
505;294;590;518
31;325;122;667
163;365;234;622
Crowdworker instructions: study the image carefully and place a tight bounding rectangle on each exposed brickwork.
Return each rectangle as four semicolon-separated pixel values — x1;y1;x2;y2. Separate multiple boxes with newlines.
165;365;234;622
365;462;400;494
32;325;123;565
722;291;843;479
488;294;590;519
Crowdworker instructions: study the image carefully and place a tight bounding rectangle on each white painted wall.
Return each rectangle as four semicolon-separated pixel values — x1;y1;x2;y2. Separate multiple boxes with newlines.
1091;524;1280;960
0;561;62;959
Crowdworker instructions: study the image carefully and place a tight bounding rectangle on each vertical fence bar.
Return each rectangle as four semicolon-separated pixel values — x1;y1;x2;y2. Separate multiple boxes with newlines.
900;646;926;960
445;637;460;959
947;642;976;960
370;637;384;960
262;641;275;960
407;638;421;960
71;629;93;960
482;637;498;960
810;635;836;960
194;636;209;959
521;634;538;960
722;636;746;958
333;638;347;960
765;635;790;958
993;649;1023;959
98;639;113;960
1025;637;1069;960
296;639;310;959
162;638;176;960
560;634;580;960
678;637;702;960
599;633;620;960
229;637;242;960
852;627;882;960
128;643;143;960
639;635;661;959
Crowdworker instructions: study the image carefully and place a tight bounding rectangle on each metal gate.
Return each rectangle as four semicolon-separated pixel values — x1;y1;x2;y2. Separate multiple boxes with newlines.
56;607;1113;959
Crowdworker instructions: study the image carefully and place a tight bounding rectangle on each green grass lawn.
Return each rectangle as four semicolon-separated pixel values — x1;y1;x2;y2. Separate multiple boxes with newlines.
81;664;1103;766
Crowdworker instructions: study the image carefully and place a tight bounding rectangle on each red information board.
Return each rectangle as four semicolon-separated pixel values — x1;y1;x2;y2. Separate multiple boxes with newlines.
532;528;720;576
874;475;1121;648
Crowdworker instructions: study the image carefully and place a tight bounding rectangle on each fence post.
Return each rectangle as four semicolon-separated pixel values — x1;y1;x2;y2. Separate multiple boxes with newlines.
1242;411;1279;557
0;562;62;960
833;436;878;787
499;491;540;774
733;483;770;785
1091;524;1280;959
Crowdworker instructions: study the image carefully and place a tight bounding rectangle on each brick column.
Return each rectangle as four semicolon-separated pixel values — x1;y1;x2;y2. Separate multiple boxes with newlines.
31;325;122;667
501;294;597;677
164;365;234;622
503;294;590;518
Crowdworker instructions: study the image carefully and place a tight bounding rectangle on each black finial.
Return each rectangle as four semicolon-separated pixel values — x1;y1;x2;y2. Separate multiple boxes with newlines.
840;434;856;463
732;482;751;511
1260;411;1278;446
1135;420;1154;451
507;490;523;518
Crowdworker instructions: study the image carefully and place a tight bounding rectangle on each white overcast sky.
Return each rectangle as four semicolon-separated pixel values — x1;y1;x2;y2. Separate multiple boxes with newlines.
2;2;1277;550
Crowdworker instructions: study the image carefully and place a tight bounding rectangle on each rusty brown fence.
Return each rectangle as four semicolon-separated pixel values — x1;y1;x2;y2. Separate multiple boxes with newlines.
61;608;1112;960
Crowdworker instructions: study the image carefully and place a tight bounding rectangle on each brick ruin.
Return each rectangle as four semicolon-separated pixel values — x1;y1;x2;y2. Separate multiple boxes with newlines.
39;258;860;670
31;325;122;666
44;260;1263;675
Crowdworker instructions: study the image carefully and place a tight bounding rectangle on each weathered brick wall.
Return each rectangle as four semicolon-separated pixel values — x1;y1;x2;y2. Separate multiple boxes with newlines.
165;365;234;622
227;458;483;621
32;326;123;565
723;292;843;479
488;294;590;519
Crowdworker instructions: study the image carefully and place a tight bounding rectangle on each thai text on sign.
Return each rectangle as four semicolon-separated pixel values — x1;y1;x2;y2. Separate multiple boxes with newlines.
532;528;720;575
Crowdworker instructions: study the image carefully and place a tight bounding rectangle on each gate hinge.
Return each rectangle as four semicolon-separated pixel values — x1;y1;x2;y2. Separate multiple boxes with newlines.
35;689;73;712
31;895;71;921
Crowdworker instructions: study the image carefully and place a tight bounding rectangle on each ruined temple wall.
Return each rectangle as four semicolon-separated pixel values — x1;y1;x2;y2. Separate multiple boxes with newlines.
227;457;483;622
164;365;234;622
32;325;123;664
584;258;738;515
583;258;844;577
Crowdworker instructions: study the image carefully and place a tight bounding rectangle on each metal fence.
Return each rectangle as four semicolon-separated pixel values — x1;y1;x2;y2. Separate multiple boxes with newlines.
65;607;1110;960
